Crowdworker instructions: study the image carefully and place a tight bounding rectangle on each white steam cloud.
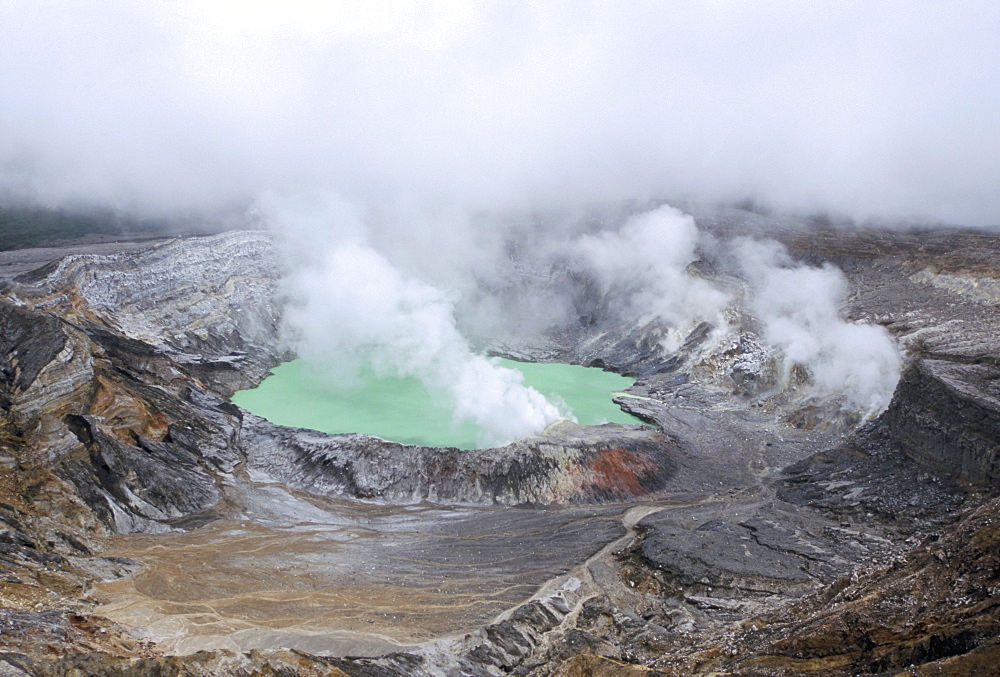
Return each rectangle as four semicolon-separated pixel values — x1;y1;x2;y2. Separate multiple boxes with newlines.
573;205;730;353
263;195;568;448
266;192;899;442
0;2;940;435
734;238;901;418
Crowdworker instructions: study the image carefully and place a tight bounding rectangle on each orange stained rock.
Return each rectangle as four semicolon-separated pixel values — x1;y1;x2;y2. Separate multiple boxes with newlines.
89;372;170;442
581;447;658;498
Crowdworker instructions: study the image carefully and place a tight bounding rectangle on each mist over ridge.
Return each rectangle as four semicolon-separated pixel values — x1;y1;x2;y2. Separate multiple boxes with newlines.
5;9;1000;673
2;1;984;440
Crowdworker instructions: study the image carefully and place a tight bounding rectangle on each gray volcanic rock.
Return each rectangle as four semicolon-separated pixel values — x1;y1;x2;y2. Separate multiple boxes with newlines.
877;359;1000;484
0;236;266;536
5;230;285;394
1;215;1000;676
0;298;247;533
60;414;221;531
637;510;821;592
245;416;679;505
777;437;970;529
0;303;95;464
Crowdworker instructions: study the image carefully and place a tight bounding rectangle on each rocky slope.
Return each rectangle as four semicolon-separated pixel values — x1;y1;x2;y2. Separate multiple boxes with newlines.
0;211;997;676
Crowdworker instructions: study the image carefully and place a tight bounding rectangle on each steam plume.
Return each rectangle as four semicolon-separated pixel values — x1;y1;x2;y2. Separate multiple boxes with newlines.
572;205;730;353
1;2;961;437
733;238;901;417
263;195;569;448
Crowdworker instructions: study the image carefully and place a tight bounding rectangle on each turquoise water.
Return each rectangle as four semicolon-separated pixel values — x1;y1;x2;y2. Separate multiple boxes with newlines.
232;358;643;449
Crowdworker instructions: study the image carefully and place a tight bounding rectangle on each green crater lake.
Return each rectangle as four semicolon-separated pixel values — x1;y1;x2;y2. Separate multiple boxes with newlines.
232;358;643;449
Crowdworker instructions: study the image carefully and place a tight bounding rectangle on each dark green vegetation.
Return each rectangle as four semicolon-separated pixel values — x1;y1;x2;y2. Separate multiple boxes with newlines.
0;205;241;250
0;205;122;249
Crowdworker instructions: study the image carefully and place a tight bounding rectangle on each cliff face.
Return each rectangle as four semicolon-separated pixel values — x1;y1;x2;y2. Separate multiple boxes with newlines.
9;231;285;394
0;232;283;537
244;417;680;505
0;217;997;676
0;233;292;670
678;494;1000;677
875;359;1000;485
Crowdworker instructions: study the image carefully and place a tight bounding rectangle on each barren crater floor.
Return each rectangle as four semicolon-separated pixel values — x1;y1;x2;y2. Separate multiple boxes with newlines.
93;480;624;656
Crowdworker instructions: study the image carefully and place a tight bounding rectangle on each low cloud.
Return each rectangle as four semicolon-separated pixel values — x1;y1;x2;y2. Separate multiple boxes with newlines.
1;1;998;225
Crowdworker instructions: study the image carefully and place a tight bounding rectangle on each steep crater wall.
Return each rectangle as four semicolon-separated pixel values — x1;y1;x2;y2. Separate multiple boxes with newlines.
244;416;681;505
872;358;1000;485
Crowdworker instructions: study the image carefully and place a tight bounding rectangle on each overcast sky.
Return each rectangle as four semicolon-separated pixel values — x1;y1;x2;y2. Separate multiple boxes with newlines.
2;0;999;225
